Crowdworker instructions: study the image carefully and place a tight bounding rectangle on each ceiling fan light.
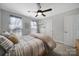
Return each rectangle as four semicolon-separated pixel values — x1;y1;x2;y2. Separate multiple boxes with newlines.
38;12;42;15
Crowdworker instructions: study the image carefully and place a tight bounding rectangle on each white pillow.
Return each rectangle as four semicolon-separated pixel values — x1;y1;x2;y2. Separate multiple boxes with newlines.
0;35;14;51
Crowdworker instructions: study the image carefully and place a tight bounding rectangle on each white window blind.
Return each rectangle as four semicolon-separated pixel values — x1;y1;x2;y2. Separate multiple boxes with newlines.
9;15;22;35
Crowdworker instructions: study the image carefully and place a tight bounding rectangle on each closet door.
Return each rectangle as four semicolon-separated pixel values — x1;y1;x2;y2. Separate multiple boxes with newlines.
64;15;75;47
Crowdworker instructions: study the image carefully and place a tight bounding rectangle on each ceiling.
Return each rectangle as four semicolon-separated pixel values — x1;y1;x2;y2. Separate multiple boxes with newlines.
0;3;79;19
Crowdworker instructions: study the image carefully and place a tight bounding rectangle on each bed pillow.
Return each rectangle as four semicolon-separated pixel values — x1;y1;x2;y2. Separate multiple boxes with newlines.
0;35;14;51
7;33;19;44
2;33;18;44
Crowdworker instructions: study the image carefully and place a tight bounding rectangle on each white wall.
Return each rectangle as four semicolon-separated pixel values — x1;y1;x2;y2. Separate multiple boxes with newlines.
0;9;1;33
53;15;64;42
0;9;34;35
38;17;53;38
38;15;64;42
74;15;79;39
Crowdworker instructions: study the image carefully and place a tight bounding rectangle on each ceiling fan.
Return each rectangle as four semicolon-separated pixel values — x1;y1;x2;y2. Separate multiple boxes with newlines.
27;3;52;17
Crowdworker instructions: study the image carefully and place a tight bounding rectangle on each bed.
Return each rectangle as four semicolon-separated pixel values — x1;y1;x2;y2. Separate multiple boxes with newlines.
0;32;56;56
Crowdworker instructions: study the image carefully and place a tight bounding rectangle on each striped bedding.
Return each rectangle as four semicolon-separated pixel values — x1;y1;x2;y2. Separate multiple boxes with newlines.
0;33;56;56
0;35;14;51
5;36;46;56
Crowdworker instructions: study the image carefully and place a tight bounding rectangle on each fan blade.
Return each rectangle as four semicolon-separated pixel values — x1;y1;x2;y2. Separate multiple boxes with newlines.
27;11;37;13
42;13;46;17
35;14;38;17
42;8;52;12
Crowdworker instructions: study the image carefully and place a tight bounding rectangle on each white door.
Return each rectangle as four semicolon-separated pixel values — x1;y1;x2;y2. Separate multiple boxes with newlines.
64;15;75;47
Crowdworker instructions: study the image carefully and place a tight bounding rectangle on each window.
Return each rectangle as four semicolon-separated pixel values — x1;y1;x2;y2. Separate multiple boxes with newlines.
9;15;22;35
31;20;37;33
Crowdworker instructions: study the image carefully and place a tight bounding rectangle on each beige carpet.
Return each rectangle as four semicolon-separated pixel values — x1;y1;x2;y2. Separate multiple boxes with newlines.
48;42;76;56
52;42;69;56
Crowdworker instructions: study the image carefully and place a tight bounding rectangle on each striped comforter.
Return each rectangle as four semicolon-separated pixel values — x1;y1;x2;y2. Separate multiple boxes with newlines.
5;34;56;56
5;35;46;56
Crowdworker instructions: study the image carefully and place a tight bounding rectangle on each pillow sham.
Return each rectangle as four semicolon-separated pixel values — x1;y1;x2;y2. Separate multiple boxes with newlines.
7;33;19;44
2;33;18;44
